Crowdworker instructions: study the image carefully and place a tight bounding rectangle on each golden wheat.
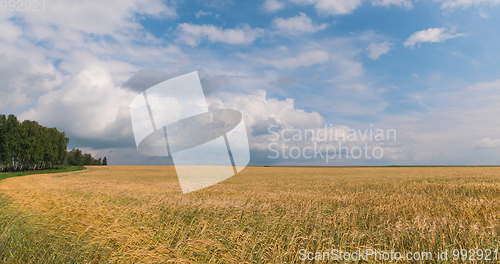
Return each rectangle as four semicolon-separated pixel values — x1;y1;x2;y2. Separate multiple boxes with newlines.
0;166;498;263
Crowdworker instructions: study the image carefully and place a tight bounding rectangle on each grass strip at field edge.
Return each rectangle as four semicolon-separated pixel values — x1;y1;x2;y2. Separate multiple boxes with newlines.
0;195;109;264
0;166;86;181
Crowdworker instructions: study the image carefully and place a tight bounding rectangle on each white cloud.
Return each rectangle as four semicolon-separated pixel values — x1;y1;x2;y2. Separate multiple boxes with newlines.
256;49;331;69
245;38;377;117
21;63;137;143
367;41;392;60
18;0;175;36
404;27;464;47
378;79;500;164
0;20;22;42
195;10;213;18
290;0;363;15
209;89;325;151
441;0;500;9
372;0;413;8
213;90;324;130
0;0;180;64
273;13;328;35
0;54;62;112
263;0;285;12
0;0;184;147
178;24;263;46
475;137;500;149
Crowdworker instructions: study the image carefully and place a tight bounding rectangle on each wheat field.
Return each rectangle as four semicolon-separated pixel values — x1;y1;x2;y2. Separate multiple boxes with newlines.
0;166;498;263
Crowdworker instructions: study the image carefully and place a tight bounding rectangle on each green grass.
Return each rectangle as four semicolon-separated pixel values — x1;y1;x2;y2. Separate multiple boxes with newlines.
0;166;85;181
0;196;109;264
0;166;93;263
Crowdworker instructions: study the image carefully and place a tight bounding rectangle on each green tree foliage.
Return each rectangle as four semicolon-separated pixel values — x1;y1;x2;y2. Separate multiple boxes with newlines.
0;114;104;172
65;148;104;166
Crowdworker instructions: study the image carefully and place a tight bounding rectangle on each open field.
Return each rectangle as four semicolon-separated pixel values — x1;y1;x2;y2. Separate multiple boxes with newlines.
0;166;85;181
0;166;498;263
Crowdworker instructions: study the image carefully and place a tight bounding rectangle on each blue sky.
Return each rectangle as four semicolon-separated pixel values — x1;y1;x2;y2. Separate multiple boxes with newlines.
1;0;500;165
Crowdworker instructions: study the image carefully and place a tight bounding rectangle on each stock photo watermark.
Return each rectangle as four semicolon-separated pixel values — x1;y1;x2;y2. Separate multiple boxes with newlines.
267;124;397;162
0;0;45;11
129;71;250;194
298;248;499;262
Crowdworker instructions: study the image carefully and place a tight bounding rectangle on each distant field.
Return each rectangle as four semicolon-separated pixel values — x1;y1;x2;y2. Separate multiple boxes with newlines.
0;165;85;181
0;166;498;263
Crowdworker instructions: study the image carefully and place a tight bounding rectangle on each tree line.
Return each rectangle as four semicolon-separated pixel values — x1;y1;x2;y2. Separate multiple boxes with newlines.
65;148;107;167
0;114;106;172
